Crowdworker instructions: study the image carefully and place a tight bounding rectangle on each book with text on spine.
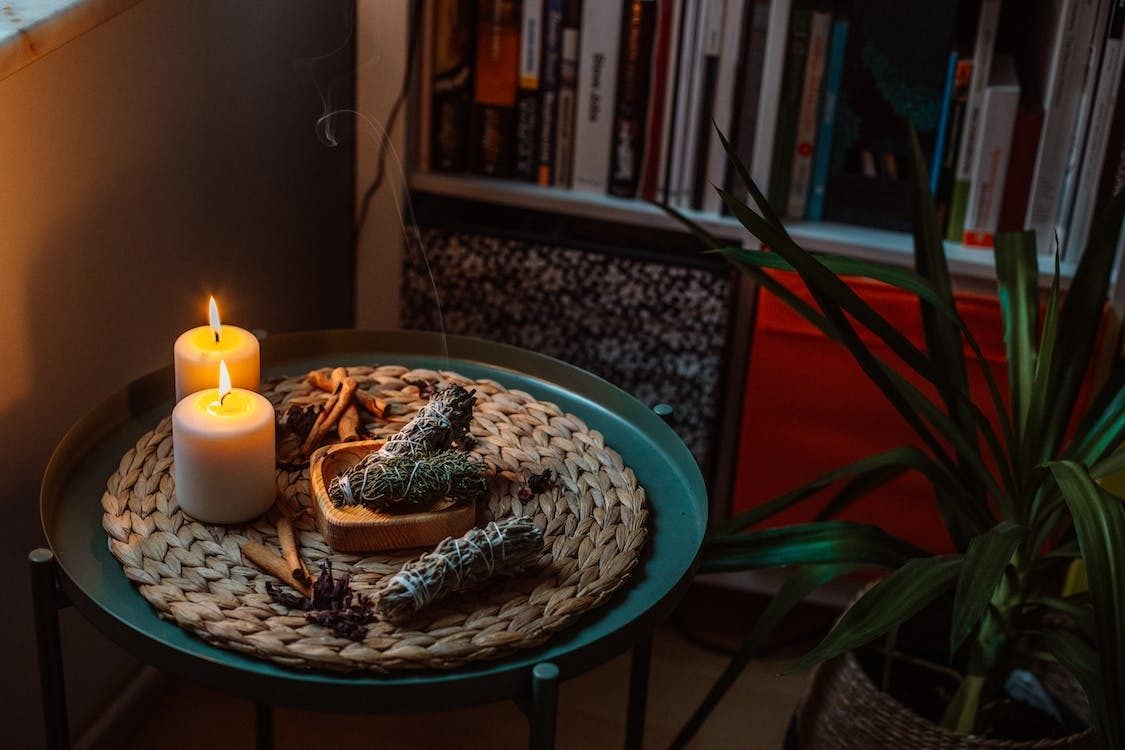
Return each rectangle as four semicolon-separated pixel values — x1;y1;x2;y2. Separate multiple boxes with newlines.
572;0;624;193
470;0;521;178
961;55;1020;249
537;0;564;185
432;0;476;173
514;0;543;181
553;0;581;188
610;0;658;198
786;6;832;219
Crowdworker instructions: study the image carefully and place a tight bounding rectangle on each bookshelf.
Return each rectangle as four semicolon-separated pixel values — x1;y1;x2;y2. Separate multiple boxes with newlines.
409;170;1080;291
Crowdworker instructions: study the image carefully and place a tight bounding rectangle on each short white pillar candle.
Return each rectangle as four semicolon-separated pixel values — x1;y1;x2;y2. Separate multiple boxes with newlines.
174;296;260;401
172;361;276;524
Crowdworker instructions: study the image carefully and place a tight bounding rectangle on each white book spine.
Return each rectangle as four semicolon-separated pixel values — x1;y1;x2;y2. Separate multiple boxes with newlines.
702;0;748;214
954;0;1003;185
554;20;580;187
786;9;832;219
1067;3;1125;260
677;0;721;207
572;0;624;193
1025;0;1100;250
750;0;794;193
962;69;1021;248
668;0;701;204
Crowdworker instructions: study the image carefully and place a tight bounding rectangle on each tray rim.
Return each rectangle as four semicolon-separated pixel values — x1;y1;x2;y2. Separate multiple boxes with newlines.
40;329;707;713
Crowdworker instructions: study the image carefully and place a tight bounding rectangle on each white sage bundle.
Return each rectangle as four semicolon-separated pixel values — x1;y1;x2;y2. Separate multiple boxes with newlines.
381;383;476;458
375;517;544;621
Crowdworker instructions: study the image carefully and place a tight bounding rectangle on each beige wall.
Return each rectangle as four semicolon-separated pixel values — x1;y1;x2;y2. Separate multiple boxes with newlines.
0;1;355;744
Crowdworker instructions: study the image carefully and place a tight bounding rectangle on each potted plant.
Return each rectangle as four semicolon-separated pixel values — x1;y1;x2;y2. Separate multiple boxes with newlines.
662;126;1125;749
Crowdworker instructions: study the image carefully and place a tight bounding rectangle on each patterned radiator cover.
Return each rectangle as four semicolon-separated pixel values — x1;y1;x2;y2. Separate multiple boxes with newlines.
400;226;734;471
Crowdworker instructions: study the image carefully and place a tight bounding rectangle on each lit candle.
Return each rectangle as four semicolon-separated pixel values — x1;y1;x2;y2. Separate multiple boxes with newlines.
173;296;260;400
172;361;276;524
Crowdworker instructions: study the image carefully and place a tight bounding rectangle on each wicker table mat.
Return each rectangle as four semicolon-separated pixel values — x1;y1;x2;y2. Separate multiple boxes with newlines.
100;365;649;672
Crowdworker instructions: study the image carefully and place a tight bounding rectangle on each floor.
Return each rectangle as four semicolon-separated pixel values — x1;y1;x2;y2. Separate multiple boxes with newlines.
122;617;810;749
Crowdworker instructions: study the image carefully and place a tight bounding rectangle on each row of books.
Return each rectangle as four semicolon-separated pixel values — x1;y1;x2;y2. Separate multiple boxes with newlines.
415;0;1125;261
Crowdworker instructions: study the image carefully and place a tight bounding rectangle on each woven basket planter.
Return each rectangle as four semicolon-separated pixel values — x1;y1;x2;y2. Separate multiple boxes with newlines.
795;649;1096;749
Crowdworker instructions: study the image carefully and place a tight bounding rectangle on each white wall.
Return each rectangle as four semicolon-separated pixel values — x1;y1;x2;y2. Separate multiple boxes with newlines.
0;1;355;744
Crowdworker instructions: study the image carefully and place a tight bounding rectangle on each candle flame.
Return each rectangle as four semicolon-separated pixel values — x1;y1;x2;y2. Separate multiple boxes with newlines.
218;360;231;404
208;296;221;343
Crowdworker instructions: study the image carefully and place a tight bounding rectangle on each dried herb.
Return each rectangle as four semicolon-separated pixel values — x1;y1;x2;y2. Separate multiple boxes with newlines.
456;434;479;451
266;559;374;641
329;449;487;509
518;468;556;501
277;403;320;442
375;517;544;622
381;383;476;458
405;378;438;400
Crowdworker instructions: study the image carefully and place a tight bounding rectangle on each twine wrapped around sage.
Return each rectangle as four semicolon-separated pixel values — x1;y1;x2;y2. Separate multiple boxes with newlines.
327;383;485;510
329;449;487;509
375;516;544;621
381;383;476;458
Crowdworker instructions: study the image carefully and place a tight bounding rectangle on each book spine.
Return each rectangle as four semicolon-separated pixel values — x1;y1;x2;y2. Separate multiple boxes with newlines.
572;0;624;192
751;0;794;191
701;0;749;214
515;0;543;181
1066;0;1125;260
432;0;476;172
807;18;849;222
667;0;701;205
639;0;677;200
471;0;521;178
553;0;581;187
653;0;686;201
962;66;1020;249
537;0;565;185
689;0;725;209
1054;0;1111;252
935;58;973;229
730;0;772;204
417;0;436;172
1025;0;1100;251
946;0;1002;242
997;105;1045;233
930;52;958;195
610;0;658;198
768;6;811;210
786;7;832;219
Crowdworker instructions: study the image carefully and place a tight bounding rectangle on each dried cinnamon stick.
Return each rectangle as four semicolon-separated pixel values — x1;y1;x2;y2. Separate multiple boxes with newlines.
307;368;336;392
275;515;311;585
302;376;358;455
338;403;360;441
242;539;312;597
354;389;390;419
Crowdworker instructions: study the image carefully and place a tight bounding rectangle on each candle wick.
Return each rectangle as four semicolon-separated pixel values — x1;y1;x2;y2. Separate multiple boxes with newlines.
214;330;220;344
220;391;230;407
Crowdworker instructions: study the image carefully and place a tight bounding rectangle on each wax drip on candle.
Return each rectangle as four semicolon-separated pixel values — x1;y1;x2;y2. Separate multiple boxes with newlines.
218;360;232;407
209;296;222;344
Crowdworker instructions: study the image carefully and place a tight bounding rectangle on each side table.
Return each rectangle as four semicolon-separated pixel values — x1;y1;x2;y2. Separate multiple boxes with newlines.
34;330;708;750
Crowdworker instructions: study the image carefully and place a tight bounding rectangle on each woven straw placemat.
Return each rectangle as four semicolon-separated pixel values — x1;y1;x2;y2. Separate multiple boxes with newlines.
100;365;649;673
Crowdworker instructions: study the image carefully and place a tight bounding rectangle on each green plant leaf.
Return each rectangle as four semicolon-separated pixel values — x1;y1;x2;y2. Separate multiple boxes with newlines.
1024;596;1094;638
787;555;963;673
1040;629;1111;745
1066;357;1125;467
701;521;923;573
1039;188;1125;463
713;123;789;236
815;465;910;521
1023;253;1063;519
716;245;1014;454
1091;446;1125;481
654;201;724;249
1047;460;1125;747
949;522;1029;653
669;563;865;749
994;231;1040;447
718;445;974;535
907;122;980;483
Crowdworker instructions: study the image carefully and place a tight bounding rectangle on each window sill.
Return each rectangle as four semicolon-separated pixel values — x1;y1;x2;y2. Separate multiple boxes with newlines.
1;0;144;80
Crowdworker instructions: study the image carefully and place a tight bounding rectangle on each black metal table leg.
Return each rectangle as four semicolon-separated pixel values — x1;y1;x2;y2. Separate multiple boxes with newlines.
528;662;559;750
255;702;274;750
30;548;70;750
625;636;652;750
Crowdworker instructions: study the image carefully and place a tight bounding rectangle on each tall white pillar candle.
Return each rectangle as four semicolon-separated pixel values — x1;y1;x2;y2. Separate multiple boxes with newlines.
172;361;276;524
174;296;260;400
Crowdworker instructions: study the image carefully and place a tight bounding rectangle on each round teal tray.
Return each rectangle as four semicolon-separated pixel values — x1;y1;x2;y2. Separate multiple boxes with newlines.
41;330;707;713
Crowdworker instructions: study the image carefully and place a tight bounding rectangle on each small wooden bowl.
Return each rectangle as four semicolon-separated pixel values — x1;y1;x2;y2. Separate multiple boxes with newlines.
310;440;477;552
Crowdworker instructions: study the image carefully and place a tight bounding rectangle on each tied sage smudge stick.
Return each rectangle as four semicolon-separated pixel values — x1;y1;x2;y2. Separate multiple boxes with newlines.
375;517;544;621
328;383;485;510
